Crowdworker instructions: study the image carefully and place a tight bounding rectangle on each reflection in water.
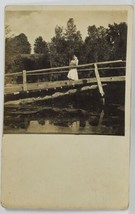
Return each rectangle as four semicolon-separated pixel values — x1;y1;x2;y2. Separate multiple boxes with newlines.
4;104;124;135
4;91;125;135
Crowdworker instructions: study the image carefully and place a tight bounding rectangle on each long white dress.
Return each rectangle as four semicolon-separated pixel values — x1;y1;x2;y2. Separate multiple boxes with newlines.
67;57;79;80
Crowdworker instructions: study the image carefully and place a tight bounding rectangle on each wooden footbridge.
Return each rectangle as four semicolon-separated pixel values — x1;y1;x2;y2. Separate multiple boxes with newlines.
4;60;126;105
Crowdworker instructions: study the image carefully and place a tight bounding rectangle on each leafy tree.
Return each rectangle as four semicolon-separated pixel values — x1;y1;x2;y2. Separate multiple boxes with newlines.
49;19;83;67
84;25;111;63
49;25;68;67
12;33;31;54
33;36;50;69
5;33;31;73
21;53;50;72
107;22;127;60
5;21;127;79
34;36;49;54
65;18;83;63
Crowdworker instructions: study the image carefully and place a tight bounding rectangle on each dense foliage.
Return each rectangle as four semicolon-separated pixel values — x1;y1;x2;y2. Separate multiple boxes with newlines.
5;19;127;74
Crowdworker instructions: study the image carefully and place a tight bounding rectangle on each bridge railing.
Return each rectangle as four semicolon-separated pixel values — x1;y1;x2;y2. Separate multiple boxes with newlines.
5;60;126;95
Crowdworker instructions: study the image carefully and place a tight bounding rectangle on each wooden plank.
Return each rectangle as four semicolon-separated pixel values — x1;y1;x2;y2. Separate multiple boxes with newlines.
4;76;125;95
5;71;22;76
5;84;23;93
94;63;104;97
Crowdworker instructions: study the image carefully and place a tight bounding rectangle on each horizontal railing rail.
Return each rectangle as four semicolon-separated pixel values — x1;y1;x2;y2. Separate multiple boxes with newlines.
5;60;125;77
26;67;126;76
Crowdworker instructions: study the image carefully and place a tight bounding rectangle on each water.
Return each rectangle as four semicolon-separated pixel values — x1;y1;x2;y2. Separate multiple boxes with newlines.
4;89;125;135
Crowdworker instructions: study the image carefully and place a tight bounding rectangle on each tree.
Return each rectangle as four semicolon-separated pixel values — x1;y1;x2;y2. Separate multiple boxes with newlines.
107;22;127;60
12;33;31;54
49;25;68;67
5;33;31;58
49;19;83;67
65;18;83;63
33;36;50;69
83;22;127;63
84;25;111;63
5;33;31;73
34;36;49;54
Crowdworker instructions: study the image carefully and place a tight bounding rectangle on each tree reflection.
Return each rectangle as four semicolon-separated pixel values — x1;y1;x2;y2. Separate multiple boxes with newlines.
4;102;124;135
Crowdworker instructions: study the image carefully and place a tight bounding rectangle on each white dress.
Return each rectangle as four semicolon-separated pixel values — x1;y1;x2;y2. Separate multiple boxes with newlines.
67;58;79;81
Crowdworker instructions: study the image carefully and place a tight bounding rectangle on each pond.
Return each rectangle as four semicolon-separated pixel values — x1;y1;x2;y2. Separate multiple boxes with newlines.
4;88;125;136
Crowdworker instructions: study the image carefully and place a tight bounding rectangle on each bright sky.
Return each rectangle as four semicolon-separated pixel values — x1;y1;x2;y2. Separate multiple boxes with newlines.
5;7;127;53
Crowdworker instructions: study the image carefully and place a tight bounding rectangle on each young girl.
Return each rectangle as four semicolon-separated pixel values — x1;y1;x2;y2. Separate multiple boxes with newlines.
67;55;79;81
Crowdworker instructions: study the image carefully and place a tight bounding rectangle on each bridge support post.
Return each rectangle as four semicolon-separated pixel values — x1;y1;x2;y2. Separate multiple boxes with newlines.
94;63;105;105
23;70;27;91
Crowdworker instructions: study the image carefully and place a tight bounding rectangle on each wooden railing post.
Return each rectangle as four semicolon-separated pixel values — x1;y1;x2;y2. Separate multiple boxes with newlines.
23;70;27;91
94;63;104;97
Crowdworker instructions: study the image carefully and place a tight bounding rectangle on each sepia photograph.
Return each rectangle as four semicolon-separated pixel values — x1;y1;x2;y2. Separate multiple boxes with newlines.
4;6;127;135
1;5;133;210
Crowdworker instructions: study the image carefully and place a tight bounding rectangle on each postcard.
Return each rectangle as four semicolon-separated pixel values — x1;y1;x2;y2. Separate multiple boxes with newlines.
1;5;133;209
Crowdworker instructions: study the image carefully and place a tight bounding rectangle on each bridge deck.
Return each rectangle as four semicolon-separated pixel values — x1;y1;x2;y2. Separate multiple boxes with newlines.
5;75;125;95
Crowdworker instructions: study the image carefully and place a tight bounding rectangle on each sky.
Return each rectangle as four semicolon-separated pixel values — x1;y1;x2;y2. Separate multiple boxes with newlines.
5;7;127;53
